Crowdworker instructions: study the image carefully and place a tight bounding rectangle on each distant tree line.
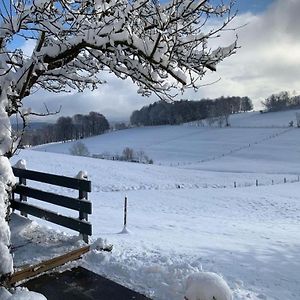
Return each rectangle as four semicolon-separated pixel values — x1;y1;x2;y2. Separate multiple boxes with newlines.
22;111;109;146
262;91;300;112
130;97;253;126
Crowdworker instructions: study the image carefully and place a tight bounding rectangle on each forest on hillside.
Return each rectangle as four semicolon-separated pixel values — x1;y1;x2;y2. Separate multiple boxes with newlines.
20;112;109;146
130;96;253;126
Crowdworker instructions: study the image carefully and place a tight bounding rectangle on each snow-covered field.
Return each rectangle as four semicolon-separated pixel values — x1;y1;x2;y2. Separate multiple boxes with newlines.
10;110;300;300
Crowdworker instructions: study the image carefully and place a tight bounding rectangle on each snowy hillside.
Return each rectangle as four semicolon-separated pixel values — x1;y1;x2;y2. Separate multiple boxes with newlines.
9;110;300;300
229;109;300;127
34;110;300;174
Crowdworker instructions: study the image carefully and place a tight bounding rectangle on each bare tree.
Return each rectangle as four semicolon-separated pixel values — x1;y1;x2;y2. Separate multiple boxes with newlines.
122;147;135;161
69;142;90;157
0;0;237;278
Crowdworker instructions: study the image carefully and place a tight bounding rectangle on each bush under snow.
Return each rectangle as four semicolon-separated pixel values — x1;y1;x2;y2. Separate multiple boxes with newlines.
184;272;232;300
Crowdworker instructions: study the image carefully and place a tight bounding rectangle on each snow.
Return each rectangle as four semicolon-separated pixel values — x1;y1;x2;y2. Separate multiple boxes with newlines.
14;160;27;169
0;286;46;300
76;170;88;180
0;91;15;276
10;213;85;268
34;110;300;174
184;272;232;300
8;110;300;299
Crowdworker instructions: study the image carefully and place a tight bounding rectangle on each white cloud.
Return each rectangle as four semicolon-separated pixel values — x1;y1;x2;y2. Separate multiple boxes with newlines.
23;74;155;122
186;0;300;108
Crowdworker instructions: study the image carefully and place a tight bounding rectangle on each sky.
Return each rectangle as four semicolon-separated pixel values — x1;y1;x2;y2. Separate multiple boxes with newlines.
21;0;300;122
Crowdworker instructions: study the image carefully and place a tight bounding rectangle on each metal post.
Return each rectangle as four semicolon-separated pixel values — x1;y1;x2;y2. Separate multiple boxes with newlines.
284;178;287;184
256;179;258;187
234;182;236;188
124;196;128;228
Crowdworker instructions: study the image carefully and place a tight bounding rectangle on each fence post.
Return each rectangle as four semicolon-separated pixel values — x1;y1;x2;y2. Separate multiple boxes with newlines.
284;178;287;184
14;159;28;217
77;171;89;243
256;179;258;187
19;176;28;218
234;182;236;188
124;196;128;228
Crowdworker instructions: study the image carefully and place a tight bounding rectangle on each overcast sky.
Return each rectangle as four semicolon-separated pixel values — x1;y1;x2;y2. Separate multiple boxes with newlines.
23;0;300;122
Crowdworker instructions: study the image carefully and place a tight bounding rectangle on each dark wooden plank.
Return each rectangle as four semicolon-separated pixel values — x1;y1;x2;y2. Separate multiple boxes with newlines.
79;189;89;243
23;267;152;300
12;167;91;192
11;200;92;236
14;185;92;214
19;177;28;217
9;246;90;285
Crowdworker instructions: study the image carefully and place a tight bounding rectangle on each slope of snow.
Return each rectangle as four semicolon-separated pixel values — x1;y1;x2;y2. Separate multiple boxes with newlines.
10;148;300;300
8;110;300;300
229;110;300;127
33;111;300;174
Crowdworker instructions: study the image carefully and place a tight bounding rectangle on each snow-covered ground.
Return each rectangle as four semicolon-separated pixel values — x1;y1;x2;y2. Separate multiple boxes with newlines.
9;110;300;300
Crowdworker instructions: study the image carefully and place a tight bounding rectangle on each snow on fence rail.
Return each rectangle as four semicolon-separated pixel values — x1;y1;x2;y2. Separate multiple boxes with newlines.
10;166;92;243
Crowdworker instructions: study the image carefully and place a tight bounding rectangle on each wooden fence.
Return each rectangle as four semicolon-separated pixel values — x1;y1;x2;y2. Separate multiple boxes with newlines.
11;167;92;243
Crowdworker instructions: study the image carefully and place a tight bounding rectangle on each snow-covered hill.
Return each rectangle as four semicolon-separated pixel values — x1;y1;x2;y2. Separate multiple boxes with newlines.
34;110;300;174
10;110;300;300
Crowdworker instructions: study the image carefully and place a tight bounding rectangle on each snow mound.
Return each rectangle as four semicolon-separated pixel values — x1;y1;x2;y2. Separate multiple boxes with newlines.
0;287;46;300
14;159;26;169
76;170;88;180
119;225;130;234
90;237;112;251
184;272;232;300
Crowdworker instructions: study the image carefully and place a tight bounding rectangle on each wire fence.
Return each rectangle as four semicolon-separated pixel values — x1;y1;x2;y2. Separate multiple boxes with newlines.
174;127;295;167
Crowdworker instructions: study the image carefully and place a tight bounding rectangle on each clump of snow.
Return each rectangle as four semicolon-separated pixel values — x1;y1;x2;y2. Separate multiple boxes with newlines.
184;272;232;300
90;237;112;251
14;159;27;169
0;287;11;300
76;170;88;180
0;286;47;300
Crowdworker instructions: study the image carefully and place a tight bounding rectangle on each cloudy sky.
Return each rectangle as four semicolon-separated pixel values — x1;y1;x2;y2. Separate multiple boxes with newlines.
23;0;300;122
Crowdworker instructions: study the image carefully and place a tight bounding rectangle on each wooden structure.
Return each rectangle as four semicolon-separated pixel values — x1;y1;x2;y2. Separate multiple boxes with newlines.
8;246;90;286
7;167;150;299
11;167;92;243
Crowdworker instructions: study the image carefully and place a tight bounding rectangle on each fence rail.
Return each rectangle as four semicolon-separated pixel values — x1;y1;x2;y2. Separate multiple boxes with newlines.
12;167;91;191
11;166;92;243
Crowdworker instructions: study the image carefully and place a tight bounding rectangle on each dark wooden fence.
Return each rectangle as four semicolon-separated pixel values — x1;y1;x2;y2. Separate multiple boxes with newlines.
11;167;92;243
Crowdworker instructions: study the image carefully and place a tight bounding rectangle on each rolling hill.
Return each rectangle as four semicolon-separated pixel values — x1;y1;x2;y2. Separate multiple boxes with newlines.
10;109;300;300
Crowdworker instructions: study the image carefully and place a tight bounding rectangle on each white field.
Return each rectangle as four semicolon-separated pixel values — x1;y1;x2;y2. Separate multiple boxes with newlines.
10;110;300;300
